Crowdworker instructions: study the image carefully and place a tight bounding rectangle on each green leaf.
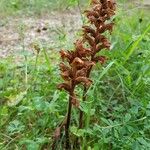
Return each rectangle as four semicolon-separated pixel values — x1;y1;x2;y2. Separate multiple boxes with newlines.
125;24;150;62
94;143;100;150
124;113;131;122
70;126;85;137
101;118;111;125
7;91;27;107
132;141;141;150
7;120;25;135
90;61;115;93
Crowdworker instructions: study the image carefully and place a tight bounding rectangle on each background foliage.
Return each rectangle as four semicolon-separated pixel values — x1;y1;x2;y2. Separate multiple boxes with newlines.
0;0;150;149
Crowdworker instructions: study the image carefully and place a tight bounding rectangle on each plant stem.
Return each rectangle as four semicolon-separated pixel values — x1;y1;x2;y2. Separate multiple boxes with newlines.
51;116;67;150
65;90;74;149
25;55;28;91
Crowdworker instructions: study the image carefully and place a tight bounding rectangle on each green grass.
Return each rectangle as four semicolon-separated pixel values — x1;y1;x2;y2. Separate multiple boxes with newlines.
0;0;89;17
0;0;150;149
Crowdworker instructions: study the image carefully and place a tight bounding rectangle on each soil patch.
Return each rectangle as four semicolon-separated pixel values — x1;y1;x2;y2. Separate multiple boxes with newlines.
0;9;82;58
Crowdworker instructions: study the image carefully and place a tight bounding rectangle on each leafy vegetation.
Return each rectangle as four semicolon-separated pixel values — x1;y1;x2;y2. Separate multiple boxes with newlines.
0;0;88;17
0;0;150;149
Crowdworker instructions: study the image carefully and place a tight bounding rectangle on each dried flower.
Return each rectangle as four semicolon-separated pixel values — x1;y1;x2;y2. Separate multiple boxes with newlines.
53;0;116;149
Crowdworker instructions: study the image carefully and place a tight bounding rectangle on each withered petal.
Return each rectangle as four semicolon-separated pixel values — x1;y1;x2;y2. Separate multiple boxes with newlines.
85;10;99;18
84;33;95;47
84;61;95;68
57;83;71;92
76;68;87;77
91;0;100;5
60;50;70;61
93;56;107;64
60;50;75;63
96;44;105;52
74;40;84;51
99;23;114;33
75;77;92;87
101;38;111;49
82;26;96;37
71;57;84;67
59;62;70;72
60;71;71;81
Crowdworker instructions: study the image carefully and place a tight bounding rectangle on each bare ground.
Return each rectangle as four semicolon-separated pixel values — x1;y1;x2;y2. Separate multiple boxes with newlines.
0;1;149;58
0;9;82;58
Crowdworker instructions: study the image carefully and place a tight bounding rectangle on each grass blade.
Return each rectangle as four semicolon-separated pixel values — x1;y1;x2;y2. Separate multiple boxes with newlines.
125;24;150;62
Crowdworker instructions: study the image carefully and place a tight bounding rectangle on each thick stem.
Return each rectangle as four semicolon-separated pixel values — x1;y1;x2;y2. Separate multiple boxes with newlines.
52;116;67;150
65;90;74;149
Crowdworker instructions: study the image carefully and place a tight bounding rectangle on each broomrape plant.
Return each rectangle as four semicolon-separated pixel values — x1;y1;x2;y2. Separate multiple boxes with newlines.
52;0;116;149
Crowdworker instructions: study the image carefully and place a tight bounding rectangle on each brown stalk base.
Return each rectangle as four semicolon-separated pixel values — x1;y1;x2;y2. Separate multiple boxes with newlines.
51;118;66;150
52;91;74;150
65;93;73;149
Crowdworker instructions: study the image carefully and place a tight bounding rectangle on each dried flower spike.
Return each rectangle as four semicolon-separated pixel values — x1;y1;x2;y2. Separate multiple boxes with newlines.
52;0;116;149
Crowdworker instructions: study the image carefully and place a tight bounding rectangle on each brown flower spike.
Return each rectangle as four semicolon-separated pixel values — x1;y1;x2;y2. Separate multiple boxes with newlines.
52;0;116;149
